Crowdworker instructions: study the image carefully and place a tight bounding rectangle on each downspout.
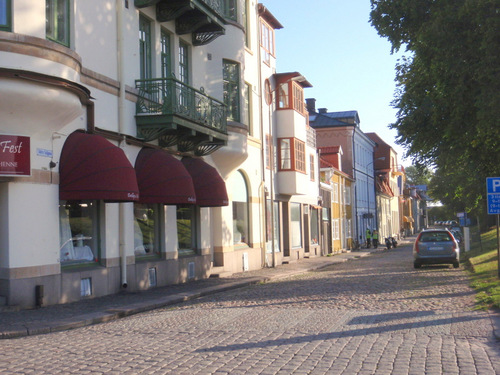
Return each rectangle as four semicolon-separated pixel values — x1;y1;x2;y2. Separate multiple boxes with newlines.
352;127;359;247
117;0;128;288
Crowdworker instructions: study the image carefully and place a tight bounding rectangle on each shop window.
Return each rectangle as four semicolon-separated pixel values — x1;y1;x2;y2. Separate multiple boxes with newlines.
290;203;302;248
310;207;319;245
46;0;70;47
139;14;152;80
231;171;249;246
177;205;197;256
0;0;11;31
134;203;161;258
59;201;99;264
223;60;241;122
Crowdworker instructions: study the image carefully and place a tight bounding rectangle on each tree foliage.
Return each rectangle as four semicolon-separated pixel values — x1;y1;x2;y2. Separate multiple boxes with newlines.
370;0;500;217
404;165;432;186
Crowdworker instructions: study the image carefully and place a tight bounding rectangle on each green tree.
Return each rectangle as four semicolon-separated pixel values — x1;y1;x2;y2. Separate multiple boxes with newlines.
370;0;500;217
404;165;432;186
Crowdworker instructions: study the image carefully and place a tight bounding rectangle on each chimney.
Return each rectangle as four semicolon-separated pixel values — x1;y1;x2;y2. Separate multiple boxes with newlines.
306;98;316;113
319;108;328;114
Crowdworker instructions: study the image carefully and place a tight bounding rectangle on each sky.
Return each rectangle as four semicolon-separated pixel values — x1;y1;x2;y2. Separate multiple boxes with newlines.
262;0;411;167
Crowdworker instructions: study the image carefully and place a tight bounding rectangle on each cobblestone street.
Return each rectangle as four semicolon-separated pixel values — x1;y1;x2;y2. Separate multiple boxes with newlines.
1;245;499;374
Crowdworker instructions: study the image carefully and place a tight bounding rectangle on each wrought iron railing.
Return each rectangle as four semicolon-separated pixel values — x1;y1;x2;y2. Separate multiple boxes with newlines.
135;77;227;134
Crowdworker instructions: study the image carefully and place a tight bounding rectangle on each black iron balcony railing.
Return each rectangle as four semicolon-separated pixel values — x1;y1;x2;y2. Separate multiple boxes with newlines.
136;77;226;135
135;77;227;155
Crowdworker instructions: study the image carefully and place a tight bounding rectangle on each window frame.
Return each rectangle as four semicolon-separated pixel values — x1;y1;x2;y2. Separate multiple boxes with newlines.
134;203;162;259
223;59;241;122
265;134;272;169
139;14;152;80
278;137;306;173
59;200;100;266
177;205;198;256
309;154;315;181
161;29;171;79
178;40;189;85
46;0;70;47
0;0;11;31
260;19;275;65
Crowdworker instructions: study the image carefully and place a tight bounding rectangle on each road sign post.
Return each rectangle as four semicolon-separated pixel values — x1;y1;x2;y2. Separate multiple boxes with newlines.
486;177;500;278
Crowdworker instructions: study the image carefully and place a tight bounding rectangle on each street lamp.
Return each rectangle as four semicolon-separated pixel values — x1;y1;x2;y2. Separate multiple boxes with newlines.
366;157;385;239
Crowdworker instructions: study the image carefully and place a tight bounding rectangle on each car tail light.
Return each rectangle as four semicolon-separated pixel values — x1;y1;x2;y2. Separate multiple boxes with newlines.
415;235;421;253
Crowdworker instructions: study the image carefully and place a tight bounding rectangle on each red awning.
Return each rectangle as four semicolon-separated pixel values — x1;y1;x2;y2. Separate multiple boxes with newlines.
59;131;139;201
181;158;229;207
135;148;196;205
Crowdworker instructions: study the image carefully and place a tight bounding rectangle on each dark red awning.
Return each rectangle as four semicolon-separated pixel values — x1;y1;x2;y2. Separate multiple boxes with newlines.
135;148;196;205
59;131;139;201
181;158;229;207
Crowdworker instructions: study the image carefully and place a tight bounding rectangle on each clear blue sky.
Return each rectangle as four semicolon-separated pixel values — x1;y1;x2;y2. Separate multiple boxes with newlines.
263;0;410;167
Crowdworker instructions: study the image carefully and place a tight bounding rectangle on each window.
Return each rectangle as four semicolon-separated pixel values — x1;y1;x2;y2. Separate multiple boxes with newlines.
346;219;352;239
290;203;302;248
333;182;339;203
139;15;152;80
231;171;249;246
161;30;171;79
134;203;161;258
0;0;11;31
294;140;305;172
277;81;306;115
345;186;351;205
224;0;237;21
59;201;99;264
310;207;319;245
265;134;272;169
46;0;70;46
244;82;252;132
260;20;274;64
278;138;306;173
223;60;240;122
333;219;340;240
310;154;315;181
243;0;250;47
179;41;189;84
266;199;280;253
177;206;196;256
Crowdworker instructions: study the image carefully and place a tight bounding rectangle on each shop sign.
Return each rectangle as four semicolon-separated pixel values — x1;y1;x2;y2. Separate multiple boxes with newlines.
0;135;31;176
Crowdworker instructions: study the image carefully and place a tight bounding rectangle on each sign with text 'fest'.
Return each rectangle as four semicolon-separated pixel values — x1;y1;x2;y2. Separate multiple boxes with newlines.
0;135;31;176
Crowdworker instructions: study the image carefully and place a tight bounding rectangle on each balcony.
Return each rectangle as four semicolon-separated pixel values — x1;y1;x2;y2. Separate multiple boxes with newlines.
135;77;228;156
135;0;225;45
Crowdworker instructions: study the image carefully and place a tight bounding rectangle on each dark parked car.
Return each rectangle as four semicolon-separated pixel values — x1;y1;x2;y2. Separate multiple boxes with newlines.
413;229;460;269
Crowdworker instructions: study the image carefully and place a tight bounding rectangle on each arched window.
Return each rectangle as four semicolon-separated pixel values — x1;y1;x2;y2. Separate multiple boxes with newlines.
231;171;249;245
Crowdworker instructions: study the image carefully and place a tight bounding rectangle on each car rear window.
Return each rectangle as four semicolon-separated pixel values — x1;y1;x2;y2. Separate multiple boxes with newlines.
419;232;452;242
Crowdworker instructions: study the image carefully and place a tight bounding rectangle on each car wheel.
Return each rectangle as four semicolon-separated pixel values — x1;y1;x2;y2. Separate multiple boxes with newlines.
452;261;459;268
413;262;421;269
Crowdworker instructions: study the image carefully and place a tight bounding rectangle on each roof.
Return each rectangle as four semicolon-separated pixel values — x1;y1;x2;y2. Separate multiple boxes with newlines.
274;72;312;88
309;110;360;128
258;4;284;29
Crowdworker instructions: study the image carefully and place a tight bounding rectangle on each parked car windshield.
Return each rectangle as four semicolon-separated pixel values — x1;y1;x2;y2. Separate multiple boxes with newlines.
419;232;453;242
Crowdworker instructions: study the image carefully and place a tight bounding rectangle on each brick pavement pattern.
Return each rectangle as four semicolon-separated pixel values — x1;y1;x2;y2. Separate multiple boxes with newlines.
1;245;499;374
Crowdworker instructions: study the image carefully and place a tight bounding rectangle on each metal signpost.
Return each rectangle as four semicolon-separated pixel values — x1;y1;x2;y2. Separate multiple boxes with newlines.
486;177;500;277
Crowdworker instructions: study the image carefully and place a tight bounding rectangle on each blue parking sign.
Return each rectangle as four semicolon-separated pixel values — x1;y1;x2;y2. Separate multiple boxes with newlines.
487;177;500;214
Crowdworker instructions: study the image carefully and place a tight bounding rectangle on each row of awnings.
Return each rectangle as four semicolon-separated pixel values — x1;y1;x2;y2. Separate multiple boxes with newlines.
59;131;228;207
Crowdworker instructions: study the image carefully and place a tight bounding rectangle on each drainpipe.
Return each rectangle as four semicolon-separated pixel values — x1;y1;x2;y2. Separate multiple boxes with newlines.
117;0;127;288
